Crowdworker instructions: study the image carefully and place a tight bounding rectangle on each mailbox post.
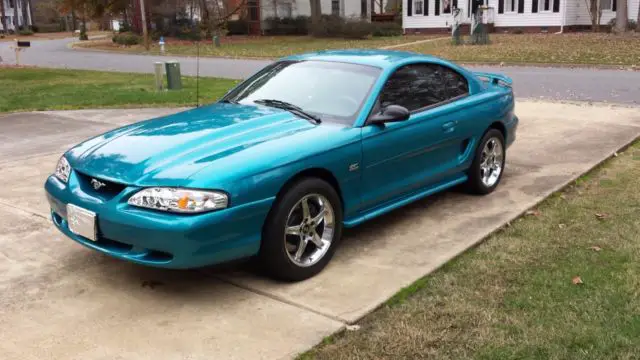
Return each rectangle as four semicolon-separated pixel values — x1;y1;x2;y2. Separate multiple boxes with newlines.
12;40;30;65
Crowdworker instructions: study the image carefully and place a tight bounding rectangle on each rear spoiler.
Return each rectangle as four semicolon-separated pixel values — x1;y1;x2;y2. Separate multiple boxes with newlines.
473;72;513;88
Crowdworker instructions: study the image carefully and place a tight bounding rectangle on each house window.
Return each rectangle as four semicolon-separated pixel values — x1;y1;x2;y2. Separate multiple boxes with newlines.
505;0;516;12
443;0;451;13
415;0;424;14
361;0;367;17
332;0;340;15
600;0;616;10
539;0;560;11
8;0;14;8
281;3;293;17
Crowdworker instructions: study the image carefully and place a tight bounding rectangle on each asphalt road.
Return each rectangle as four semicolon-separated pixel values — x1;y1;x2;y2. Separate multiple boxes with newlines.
1;36;639;104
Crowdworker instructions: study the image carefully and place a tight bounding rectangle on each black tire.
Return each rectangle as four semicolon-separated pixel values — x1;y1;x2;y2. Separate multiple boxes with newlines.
260;177;343;281
466;129;506;195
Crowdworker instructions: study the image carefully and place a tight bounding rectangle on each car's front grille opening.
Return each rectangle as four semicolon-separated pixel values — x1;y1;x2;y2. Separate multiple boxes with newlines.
97;236;173;264
98;237;134;252
146;250;173;263
74;171;127;200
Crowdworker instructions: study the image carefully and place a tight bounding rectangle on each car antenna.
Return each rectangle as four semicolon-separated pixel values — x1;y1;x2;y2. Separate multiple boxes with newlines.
196;38;200;108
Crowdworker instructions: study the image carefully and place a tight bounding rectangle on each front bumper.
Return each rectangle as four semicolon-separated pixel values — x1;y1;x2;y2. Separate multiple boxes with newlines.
44;172;274;269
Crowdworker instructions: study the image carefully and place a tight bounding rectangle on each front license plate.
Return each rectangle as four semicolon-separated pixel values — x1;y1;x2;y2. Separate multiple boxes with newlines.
67;204;97;241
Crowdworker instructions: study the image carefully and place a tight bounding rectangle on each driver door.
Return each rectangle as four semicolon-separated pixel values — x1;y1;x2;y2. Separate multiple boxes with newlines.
359;63;468;210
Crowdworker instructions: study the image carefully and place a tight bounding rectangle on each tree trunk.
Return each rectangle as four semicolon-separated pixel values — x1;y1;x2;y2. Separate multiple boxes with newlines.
587;0;600;32
0;0;7;33
637;0;640;31
21;0;29;29
71;4;77;31
27;0;34;28
14;0;20;30
615;0;628;32
310;0;321;26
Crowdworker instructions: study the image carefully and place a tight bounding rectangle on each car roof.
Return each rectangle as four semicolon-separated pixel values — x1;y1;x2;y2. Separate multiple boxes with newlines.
281;49;444;69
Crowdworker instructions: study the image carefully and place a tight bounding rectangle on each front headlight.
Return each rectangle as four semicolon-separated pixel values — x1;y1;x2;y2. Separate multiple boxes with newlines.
127;188;228;213
54;156;71;183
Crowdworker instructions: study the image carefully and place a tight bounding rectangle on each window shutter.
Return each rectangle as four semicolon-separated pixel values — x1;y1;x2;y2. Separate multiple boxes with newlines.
425;0;429;15
498;0;504;13
532;0;538;12
553;0;560;12
408;0;413;16
612;0;616;11
518;0;524;12
435;0;440;15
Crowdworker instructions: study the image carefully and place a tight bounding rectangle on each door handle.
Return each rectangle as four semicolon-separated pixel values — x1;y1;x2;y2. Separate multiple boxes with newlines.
442;121;457;133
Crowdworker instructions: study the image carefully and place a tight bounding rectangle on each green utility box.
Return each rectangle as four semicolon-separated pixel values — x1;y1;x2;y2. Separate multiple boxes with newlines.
165;61;182;90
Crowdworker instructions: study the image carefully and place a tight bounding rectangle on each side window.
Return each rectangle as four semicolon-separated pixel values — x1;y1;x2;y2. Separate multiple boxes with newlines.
440;66;469;98
378;64;469;113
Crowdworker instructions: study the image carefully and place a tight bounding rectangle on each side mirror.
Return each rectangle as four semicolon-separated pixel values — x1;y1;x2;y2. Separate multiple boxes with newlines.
368;105;410;125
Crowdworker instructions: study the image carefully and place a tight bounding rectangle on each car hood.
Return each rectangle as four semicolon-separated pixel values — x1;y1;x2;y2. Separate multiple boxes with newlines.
66;103;341;186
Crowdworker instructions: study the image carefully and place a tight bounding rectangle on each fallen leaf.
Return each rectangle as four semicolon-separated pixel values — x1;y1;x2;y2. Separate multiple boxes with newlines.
572;276;583;285
589;246;602;252
346;324;361;331
595;213;610;220
558;223;566;229
613;152;618;157
525;209;541;216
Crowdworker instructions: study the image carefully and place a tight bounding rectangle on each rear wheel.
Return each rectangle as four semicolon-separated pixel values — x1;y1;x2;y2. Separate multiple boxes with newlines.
466;129;506;195
260;178;343;281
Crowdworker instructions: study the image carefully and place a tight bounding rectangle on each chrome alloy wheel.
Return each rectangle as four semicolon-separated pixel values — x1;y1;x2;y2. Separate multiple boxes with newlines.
480;137;504;187
284;194;335;267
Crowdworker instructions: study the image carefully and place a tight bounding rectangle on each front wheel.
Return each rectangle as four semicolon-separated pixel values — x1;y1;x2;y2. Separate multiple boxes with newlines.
466;129;506;195
260;178;343;281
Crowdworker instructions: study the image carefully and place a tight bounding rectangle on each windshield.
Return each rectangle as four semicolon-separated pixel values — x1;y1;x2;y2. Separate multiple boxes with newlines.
222;60;382;125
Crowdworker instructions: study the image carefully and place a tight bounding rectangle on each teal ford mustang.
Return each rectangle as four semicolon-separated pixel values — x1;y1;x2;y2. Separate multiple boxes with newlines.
45;50;518;281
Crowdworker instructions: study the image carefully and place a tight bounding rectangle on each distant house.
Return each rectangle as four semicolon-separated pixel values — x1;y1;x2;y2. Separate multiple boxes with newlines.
403;0;640;33
0;0;33;32
236;0;372;34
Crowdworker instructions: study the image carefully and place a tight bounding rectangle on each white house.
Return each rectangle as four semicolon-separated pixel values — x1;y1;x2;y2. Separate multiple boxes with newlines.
403;0;639;32
261;0;371;20
0;0;32;32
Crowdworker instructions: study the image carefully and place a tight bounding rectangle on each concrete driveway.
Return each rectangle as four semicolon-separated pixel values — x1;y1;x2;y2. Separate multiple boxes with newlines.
1;101;639;359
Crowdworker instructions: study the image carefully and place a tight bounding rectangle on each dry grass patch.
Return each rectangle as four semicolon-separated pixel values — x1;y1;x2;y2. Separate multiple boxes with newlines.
403;33;640;66
74;35;442;58
301;141;640;360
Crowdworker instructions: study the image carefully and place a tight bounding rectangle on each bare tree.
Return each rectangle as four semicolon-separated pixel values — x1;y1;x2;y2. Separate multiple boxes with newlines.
21;0;29;28
614;0;628;32
310;0;320;26
584;0;602;32
1;0;8;33
14;0;20;30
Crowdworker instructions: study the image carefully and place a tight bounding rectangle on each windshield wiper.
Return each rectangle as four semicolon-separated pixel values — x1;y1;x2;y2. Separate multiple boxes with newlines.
253;99;321;124
219;99;238;104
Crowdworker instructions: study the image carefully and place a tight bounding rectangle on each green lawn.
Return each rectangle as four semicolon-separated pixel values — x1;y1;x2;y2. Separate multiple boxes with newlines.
404;33;640;66
0;68;238;113
75;35;441;58
301;140;640;359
